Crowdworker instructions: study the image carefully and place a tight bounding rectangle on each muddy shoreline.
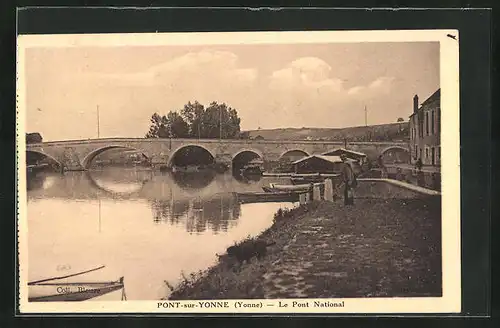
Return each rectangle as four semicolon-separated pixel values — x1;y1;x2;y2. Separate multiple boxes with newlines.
167;195;442;300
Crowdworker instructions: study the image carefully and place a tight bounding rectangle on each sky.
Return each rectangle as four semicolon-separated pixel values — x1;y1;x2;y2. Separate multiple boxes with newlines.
24;42;439;141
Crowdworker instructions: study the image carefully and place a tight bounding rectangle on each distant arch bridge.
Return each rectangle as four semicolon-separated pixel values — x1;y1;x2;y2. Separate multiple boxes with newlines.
26;138;409;171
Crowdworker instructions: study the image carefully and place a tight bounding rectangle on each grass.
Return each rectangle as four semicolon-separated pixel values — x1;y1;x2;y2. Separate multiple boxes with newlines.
167;203;317;300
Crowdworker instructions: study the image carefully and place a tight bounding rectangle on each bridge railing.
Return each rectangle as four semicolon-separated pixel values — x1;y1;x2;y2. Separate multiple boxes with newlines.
26;137;409;148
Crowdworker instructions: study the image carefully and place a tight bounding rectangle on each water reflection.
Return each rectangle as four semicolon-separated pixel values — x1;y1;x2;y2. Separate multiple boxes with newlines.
26;168;281;234
151;194;241;234
26;172;57;191
170;171;216;190
87;169;152;196
232;172;263;185
27;168;293;300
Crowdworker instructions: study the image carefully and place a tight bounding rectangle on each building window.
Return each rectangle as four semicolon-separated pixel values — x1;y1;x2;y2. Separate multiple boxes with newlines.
415;145;418;159
425;112;429;136
431;110;435;135
438;146;441;161
437;108;441;135
425;147;429;159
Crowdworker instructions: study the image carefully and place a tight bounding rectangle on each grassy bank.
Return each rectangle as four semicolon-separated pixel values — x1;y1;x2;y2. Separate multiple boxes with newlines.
167;196;441;300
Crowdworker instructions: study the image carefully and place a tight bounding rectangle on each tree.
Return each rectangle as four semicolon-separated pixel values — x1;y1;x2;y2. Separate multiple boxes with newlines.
145;113;168;138
146;101;243;139
181;101;205;138
26;132;43;144
202;102;241;139
167;111;189;138
145;112;189;138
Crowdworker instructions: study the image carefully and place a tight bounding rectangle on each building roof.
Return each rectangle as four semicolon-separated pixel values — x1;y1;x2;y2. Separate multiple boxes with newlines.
322;148;367;157
292;155;343;165
409;88;441;118
421;88;441;107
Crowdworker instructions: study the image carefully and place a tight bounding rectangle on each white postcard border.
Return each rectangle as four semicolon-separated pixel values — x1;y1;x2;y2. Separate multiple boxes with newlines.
16;29;461;314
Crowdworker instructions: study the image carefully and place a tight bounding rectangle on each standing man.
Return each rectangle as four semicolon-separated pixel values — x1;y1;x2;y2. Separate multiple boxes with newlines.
340;155;357;205
415;157;423;171
377;155;387;178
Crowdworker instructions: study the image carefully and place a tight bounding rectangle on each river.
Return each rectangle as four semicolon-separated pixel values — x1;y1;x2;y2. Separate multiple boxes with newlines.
26;168;295;301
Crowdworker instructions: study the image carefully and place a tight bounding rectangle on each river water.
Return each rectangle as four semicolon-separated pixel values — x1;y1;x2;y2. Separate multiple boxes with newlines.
26;168;295;300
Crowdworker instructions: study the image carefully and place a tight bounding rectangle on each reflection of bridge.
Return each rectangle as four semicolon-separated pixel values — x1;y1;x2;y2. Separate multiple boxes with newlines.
27;170;267;201
26;138;409;171
27;171;243;234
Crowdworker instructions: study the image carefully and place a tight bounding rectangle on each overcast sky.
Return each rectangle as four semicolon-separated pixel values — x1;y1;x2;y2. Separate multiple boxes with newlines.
24;42;439;141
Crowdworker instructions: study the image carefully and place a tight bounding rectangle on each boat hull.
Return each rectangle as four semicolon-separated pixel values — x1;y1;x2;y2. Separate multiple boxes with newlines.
290;176;325;185
29;278;124;302
236;191;300;204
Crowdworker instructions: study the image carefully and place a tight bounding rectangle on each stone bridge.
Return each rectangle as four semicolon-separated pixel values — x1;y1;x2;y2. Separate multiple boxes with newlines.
26;137;409;171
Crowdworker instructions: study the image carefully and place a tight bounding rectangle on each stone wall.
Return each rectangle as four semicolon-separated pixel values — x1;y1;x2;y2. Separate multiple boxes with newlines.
355;179;441;199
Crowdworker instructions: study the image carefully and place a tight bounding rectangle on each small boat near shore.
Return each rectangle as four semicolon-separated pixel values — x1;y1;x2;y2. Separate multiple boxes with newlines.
290;176;325;185
262;182;324;193
235;191;301;204
28;265;126;302
290;174;340;185
29;277;125;302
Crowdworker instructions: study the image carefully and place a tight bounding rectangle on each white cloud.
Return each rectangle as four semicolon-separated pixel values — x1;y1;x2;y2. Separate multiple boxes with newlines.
268;57;344;93
88;50;258;88
347;86;364;95
369;76;395;89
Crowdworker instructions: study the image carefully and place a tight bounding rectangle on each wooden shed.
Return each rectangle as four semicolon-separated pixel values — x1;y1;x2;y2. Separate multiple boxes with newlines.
292;155;344;174
322;148;367;164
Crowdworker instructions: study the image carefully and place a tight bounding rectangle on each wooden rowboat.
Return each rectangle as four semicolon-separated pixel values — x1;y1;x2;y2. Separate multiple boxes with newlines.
29;277;125;302
263;182;323;193
235;191;300;204
290;174;341;185
290;176;325;185
28;265;126;302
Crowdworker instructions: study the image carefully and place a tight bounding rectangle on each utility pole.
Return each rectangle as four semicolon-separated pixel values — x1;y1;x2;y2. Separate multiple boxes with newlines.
98;199;101;233
97;105;100;138
219;107;222;141
364;105;368;127
169;123;172;150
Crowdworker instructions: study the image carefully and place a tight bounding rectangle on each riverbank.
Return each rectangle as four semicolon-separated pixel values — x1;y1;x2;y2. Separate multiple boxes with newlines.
167;193;442;300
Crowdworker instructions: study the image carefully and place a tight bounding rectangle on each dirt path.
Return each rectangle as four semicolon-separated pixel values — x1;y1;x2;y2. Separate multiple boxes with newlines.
169;197;442;300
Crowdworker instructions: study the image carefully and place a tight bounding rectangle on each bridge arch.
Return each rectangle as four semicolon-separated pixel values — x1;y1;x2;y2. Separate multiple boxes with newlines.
380;146;410;164
167;144;216;168
81;145;151;170
26;150;63;169
85;171;150;196
381;145;410;155
279;149;309;162
232;149;264;161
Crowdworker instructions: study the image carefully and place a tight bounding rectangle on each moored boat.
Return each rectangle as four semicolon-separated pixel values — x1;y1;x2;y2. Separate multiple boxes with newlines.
290;176;325;185
262;182;324;193
235;191;300;204
28;265;126;302
29;277;125;302
290;173;341;185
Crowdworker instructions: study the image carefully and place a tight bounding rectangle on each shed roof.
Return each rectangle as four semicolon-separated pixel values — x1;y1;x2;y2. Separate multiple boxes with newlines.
322;148;367;157
292;155;343;165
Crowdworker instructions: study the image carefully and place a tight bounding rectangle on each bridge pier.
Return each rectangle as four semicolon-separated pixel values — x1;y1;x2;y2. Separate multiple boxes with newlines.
214;154;233;172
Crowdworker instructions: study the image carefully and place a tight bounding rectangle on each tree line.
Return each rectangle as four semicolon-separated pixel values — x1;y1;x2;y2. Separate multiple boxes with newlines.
145;101;250;139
